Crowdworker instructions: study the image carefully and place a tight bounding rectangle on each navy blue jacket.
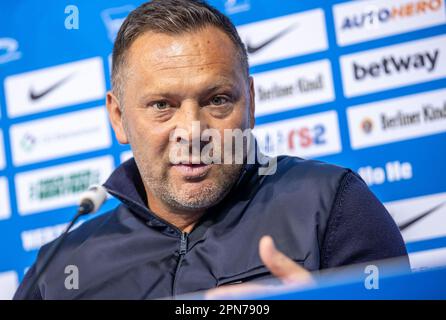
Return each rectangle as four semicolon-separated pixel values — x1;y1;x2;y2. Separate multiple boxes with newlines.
14;156;409;299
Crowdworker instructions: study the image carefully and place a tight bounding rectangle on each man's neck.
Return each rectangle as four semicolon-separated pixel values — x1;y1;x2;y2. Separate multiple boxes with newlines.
146;192;205;233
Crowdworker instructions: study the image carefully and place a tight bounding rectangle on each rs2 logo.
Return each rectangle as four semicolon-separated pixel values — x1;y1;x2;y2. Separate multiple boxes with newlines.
288;124;326;149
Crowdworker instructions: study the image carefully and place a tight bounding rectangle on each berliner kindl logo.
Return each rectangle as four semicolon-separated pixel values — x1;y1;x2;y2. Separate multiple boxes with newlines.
361;118;374;134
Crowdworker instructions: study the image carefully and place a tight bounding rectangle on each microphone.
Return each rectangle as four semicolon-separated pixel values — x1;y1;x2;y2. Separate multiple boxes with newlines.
22;185;108;299
78;184;108;215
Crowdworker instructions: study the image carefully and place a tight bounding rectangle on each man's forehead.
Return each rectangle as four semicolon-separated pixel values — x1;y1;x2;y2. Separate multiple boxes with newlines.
127;27;240;71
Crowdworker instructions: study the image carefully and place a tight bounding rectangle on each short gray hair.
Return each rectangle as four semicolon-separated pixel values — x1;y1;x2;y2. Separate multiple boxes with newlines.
111;0;249;103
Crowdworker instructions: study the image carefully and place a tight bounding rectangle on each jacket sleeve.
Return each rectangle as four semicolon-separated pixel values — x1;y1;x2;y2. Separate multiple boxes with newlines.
13;264;43;300
320;170;411;271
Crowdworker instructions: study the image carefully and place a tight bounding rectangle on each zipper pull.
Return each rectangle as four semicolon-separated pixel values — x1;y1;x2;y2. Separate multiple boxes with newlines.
179;232;188;255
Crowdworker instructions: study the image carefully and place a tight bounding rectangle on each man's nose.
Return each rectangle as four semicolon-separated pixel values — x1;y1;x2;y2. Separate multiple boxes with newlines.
174;100;209;145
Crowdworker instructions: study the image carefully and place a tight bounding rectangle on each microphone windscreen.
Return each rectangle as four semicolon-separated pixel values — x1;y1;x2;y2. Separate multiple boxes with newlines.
78;185;108;213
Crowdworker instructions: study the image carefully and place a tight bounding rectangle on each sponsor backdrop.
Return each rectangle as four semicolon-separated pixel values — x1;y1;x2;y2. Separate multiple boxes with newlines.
0;0;445;298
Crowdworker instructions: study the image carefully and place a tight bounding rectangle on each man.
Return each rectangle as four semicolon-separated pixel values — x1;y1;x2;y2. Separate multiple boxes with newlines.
14;0;409;300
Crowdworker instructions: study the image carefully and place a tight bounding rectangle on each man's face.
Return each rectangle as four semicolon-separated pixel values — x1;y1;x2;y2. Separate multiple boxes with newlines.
107;26;255;212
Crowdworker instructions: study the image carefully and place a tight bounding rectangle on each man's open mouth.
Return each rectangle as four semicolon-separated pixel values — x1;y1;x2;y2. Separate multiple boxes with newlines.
171;163;212;179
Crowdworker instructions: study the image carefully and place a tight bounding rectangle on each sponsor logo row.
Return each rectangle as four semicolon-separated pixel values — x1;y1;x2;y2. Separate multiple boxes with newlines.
12;184;446;273
0;89;442;219
0;87;444;175
3;1;440;67
0;88;444;174
0;156;111;220
2;1;445;119
0;153;128;220
3;34;445;124
0;153;442;271
10;106;112;166
253;34;446;107
236;0;445;65
0;106;112;168
255;87;446;154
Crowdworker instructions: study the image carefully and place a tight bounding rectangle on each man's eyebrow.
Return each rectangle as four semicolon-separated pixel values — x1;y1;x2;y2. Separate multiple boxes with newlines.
203;77;243;93
138;79;240;102
138;91;179;104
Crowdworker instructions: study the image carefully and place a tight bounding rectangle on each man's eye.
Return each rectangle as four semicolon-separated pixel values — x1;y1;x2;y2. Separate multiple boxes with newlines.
152;101;170;110
210;96;229;106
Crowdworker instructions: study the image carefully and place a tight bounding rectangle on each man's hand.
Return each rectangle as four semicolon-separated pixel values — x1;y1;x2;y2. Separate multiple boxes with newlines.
205;235;314;299
259;235;313;284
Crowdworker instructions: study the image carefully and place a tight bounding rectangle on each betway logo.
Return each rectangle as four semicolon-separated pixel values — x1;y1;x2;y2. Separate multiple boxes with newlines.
353;49;439;80
341;35;446;97
333;0;446;46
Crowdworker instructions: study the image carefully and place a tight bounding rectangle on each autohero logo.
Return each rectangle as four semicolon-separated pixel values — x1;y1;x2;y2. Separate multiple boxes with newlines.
341;0;443;30
353;49;439;81
333;0;446;46
341;35;446;97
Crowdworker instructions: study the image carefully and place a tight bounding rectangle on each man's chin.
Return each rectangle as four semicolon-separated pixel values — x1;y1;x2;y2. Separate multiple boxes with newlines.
168;179;227;211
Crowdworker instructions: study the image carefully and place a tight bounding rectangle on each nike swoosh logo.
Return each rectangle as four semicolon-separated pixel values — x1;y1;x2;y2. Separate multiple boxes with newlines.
29;73;73;101
246;23;298;54
397;201;446;231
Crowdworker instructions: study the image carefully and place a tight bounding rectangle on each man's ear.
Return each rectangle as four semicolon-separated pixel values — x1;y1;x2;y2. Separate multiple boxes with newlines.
248;76;256;129
106;91;129;144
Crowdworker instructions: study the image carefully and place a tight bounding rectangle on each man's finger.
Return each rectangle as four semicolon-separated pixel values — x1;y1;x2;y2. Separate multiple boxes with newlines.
205;283;269;300
259;235;314;285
